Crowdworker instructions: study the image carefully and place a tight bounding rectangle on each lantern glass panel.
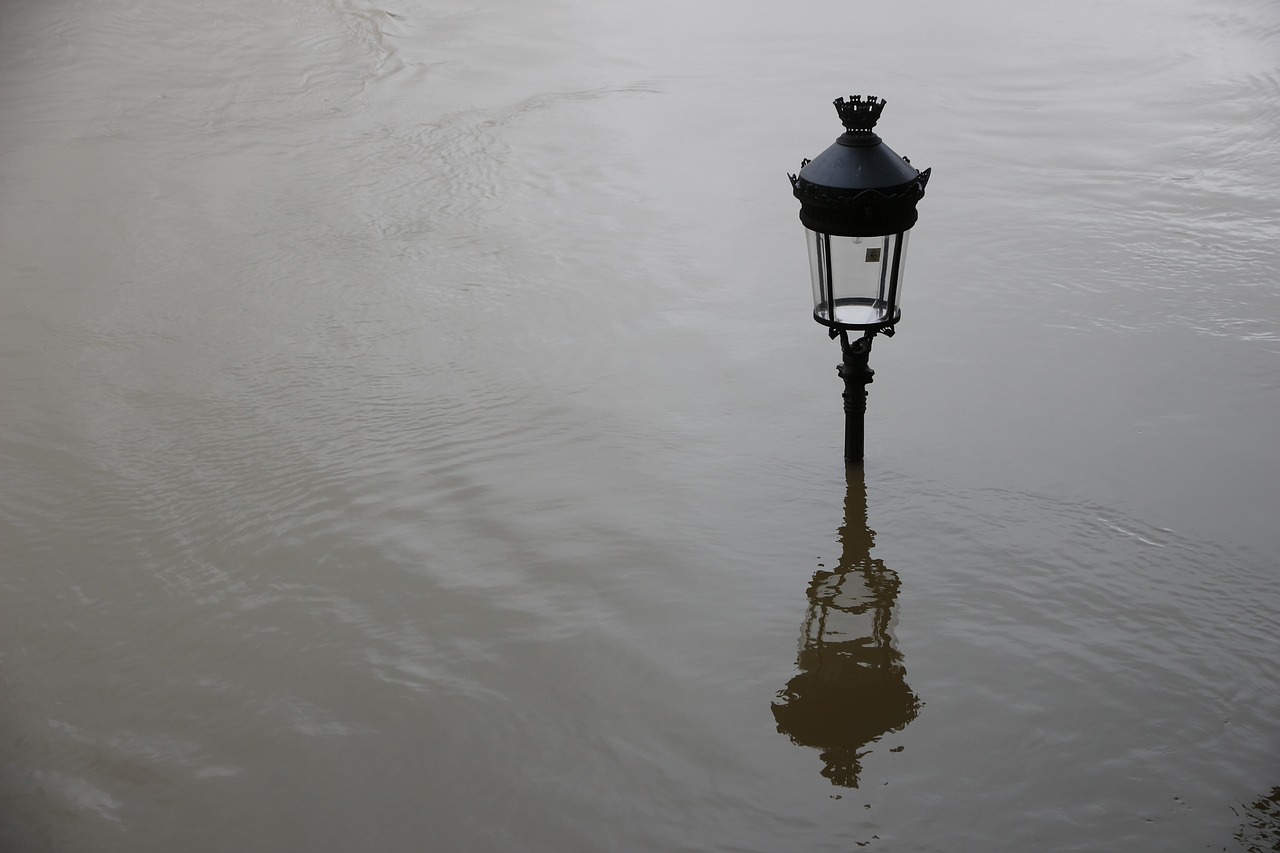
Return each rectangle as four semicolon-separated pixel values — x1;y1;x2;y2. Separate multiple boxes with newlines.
807;229;912;330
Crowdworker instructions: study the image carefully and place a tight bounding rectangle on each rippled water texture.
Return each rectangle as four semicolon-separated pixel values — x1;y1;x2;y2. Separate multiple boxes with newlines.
1;0;1278;850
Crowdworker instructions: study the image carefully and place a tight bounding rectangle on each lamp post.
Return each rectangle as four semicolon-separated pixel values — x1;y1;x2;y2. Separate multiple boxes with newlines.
789;96;930;462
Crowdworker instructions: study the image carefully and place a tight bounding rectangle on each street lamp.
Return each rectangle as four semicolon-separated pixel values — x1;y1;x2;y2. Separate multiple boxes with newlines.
789;95;930;461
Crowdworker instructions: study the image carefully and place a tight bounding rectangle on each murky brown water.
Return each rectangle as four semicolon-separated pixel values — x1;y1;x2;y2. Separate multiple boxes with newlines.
2;0;1278;850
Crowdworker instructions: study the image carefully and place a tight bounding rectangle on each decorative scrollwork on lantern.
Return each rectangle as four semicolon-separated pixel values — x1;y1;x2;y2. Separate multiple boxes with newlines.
789;168;931;208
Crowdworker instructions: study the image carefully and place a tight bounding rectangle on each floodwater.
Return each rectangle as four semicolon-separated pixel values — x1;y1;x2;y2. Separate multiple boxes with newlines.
1;0;1277;849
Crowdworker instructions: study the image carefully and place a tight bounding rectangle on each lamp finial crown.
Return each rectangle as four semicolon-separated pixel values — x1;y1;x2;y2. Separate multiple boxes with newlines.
834;95;886;134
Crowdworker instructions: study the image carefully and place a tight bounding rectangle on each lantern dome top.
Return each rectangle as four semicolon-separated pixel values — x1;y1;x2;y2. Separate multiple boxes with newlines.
790;95;930;237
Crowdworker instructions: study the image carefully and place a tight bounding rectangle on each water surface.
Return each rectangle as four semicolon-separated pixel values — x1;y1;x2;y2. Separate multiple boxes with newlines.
1;0;1277;850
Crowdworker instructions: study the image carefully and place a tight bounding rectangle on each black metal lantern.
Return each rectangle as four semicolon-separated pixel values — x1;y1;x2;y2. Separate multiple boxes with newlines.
789;96;930;461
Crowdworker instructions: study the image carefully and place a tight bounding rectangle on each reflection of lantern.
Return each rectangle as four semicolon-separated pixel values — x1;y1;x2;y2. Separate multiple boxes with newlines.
789;95;931;460
772;467;920;788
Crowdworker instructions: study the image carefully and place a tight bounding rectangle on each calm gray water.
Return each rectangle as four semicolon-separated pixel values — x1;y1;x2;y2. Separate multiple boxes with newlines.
2;0;1278;850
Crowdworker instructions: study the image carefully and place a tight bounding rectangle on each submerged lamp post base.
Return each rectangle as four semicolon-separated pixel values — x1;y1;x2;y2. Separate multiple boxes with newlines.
837;332;875;462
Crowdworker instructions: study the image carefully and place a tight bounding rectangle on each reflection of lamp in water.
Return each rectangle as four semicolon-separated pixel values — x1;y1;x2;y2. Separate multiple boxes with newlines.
772;465;921;788
1234;786;1280;852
